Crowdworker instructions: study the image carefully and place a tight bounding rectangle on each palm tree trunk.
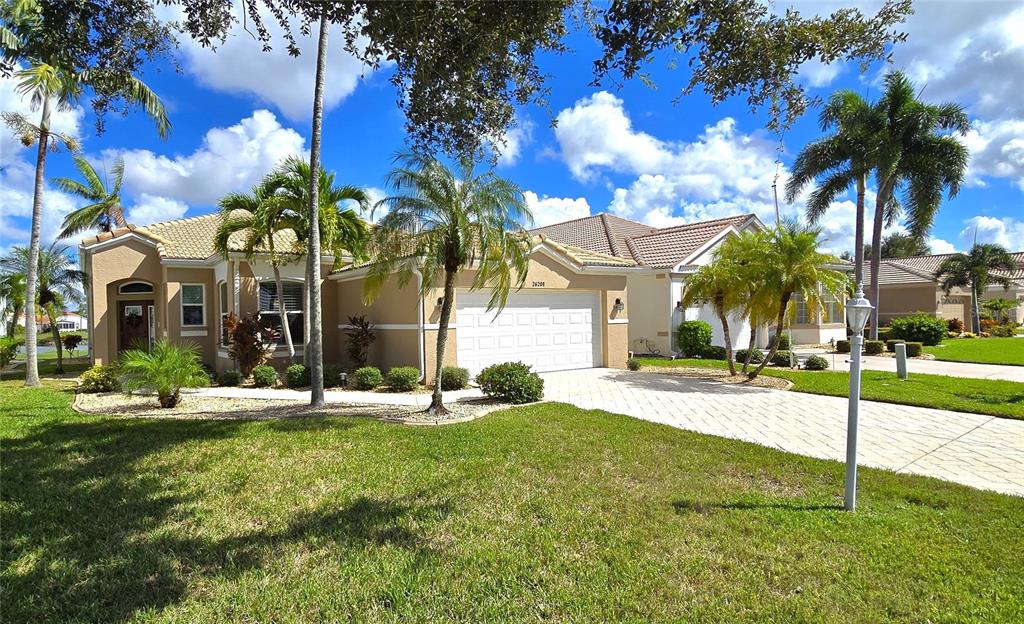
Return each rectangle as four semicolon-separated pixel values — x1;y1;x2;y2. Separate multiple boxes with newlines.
24;97;50;387
112;204;127;228
742;322;756;374
867;182;889;340
748;293;791;379
46;303;63;374
428;269;456;416
853;173;866;286
6;301;21;339
272;263;295;364
306;12;329;407
972;283;982;334
303;261;311;365
716;300;736;376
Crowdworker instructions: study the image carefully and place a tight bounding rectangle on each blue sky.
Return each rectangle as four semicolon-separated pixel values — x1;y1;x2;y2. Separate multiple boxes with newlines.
2;1;1022;259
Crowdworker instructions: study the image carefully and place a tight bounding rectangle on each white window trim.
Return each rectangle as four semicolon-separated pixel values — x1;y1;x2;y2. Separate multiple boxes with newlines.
218;280;229;346
180;283;206;327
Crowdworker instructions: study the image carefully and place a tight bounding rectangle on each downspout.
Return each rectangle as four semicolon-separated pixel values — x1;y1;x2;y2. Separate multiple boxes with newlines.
414;268;426;382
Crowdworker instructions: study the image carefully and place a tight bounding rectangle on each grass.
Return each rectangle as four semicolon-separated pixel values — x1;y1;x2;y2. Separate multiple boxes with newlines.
13;345;89;361
924;337;1024;366
1;380;1022;623
637;357;1024;420
0;357;89;381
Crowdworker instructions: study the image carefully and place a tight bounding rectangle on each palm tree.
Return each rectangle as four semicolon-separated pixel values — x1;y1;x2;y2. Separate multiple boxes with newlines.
119;339;209;408
54;154;127;238
786;90;879;287
271;156;370;370
982;298;1017;325
936;244;1017;334
866;71;970;338
3;59;168;386
864;232;931;259
365;151;533;416
680;259;743;375
746;221;848;379
0;243;86;373
215;176;301;363
0;273;26;339
716;229;777;373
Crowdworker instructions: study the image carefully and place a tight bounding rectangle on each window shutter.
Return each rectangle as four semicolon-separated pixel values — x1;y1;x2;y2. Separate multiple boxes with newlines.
259;282;304;312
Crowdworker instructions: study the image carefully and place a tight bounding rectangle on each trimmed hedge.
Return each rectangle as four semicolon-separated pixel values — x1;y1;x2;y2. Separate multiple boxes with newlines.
476;362;544;404
701;345;727;360
734;348;764;364
835;339;851;354
888;313;947;346
217;370;242;387
352;366;383;390
864;340;884;355
770;350;793;367
79;364;120;392
904;342;923;357
387;367;420;392
285;364;311;388
676;320;712;357
803;354;829;370
886;339;905;353
251;365;278;387
440;366;470;390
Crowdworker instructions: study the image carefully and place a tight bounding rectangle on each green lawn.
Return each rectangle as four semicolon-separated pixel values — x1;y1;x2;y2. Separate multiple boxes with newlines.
637;358;1024;420
0;358;89;381
924;337;1024;366
13;346;89;361
2;382;1022;622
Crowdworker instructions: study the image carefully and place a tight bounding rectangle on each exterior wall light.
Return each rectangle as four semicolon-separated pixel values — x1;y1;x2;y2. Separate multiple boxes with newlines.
614;298;624;312
437;297;444;307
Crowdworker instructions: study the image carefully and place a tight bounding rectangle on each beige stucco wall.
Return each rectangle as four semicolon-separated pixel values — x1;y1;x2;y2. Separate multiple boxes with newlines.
334;274;421;371
877;283;973;325
165;267;217;365
626;272;671;355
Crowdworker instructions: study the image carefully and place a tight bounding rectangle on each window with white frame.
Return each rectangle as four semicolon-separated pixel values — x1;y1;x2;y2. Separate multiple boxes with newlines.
258;281;304;344
219;281;230;346
822;290;843;324
181;284;205;326
792;293;810;325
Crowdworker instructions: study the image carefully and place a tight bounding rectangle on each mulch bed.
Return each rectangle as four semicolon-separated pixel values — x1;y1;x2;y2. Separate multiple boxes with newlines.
640;366;793;390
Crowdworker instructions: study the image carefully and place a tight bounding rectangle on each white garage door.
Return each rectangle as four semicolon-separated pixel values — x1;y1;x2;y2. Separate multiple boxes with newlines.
456;290;600;377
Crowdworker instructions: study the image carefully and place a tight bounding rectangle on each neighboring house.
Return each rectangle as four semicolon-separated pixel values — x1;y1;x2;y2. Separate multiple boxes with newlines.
532;213;849;353
79;215;632;379
13;311;88;332
866;252;1024;326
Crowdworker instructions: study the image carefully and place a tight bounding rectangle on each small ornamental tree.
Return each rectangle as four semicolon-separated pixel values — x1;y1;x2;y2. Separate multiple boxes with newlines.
224;312;274;377
344;315;376;369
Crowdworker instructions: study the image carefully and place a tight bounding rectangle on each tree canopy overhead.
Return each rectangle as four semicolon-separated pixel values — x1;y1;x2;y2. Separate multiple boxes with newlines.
169;0;912;157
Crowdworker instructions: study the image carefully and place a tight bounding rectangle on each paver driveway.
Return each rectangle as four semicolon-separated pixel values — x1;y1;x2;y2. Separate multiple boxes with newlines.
542;369;1024;496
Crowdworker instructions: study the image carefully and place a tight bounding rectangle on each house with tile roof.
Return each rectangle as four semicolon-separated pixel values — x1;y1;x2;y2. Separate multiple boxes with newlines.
79;214;635;379
532;213;850;355
865;252;1024;326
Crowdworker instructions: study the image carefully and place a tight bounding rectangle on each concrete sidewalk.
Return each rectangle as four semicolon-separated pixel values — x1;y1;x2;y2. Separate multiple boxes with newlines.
793;349;1024;382
190;385;484;407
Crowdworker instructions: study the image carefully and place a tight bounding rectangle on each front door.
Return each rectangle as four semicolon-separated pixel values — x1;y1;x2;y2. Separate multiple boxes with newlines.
118;300;153;352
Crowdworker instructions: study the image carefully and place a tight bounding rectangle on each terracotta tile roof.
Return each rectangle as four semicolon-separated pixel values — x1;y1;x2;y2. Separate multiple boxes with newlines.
535;235;637;268
867;251;1024;286
531;212;758;269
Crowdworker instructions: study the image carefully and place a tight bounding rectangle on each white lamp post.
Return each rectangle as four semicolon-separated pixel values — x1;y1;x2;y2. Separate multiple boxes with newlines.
844;282;874;511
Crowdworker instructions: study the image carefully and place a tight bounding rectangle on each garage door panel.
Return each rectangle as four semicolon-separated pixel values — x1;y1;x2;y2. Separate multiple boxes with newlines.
456;291;600;377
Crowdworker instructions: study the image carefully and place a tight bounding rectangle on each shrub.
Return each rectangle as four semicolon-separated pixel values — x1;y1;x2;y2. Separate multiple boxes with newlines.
440;366;470;390
876;328;890;342
835;339;851;354
62;333;84;355
285;364;310;388
0;336;21;368
770;350;793;367
888;313;948;346
961;332;977;339
886;339;905;353
769;333;791;350
387;366;420;392
904;342;923;357
948;331;960;339
352;366;383;390
980;318;998;332
734;348;764;364
991;324;1015;338
947;318;964;333
251;364;278;388
324;364;346;389
476;362;544;404
803;354;829;370
225;312;274;376
118;340;209;408
676;320;712;357
217;370;242;387
864;340;884;355
980;331;991;338
626;357;641;371
701;345;727;360
344;315;376;369
79;363;120;392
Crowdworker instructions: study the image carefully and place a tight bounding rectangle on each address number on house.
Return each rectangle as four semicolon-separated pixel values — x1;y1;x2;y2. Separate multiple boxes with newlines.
531;281;545;287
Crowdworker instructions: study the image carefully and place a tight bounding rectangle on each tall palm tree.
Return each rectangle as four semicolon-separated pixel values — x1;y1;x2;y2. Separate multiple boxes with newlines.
936;244;1017;334
0;243;86;373
866;71;970;338
365;151;534;416
54;154;127;238
215;176;301;363
4;58;168;386
0;273;26;339
786;90;879;287
272;156;370;369
716;229;777;373
680;259;743;375
746;221;848;379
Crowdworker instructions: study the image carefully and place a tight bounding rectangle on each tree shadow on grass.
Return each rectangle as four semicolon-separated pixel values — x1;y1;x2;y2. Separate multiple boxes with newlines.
673;499;842;514
1;417;451;623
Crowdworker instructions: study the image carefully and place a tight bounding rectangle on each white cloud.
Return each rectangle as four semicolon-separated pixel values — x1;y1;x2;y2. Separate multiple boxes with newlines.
168;3;373;121
523;191;590;228
495;119;535;166
126;194;190;226
962;118;1024;190
798;57;844;88
110;109;306;207
929;237;958;254
958;216;1024;250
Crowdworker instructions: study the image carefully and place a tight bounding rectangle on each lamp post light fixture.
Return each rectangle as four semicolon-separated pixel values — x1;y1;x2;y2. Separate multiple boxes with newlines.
843;282;874;512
